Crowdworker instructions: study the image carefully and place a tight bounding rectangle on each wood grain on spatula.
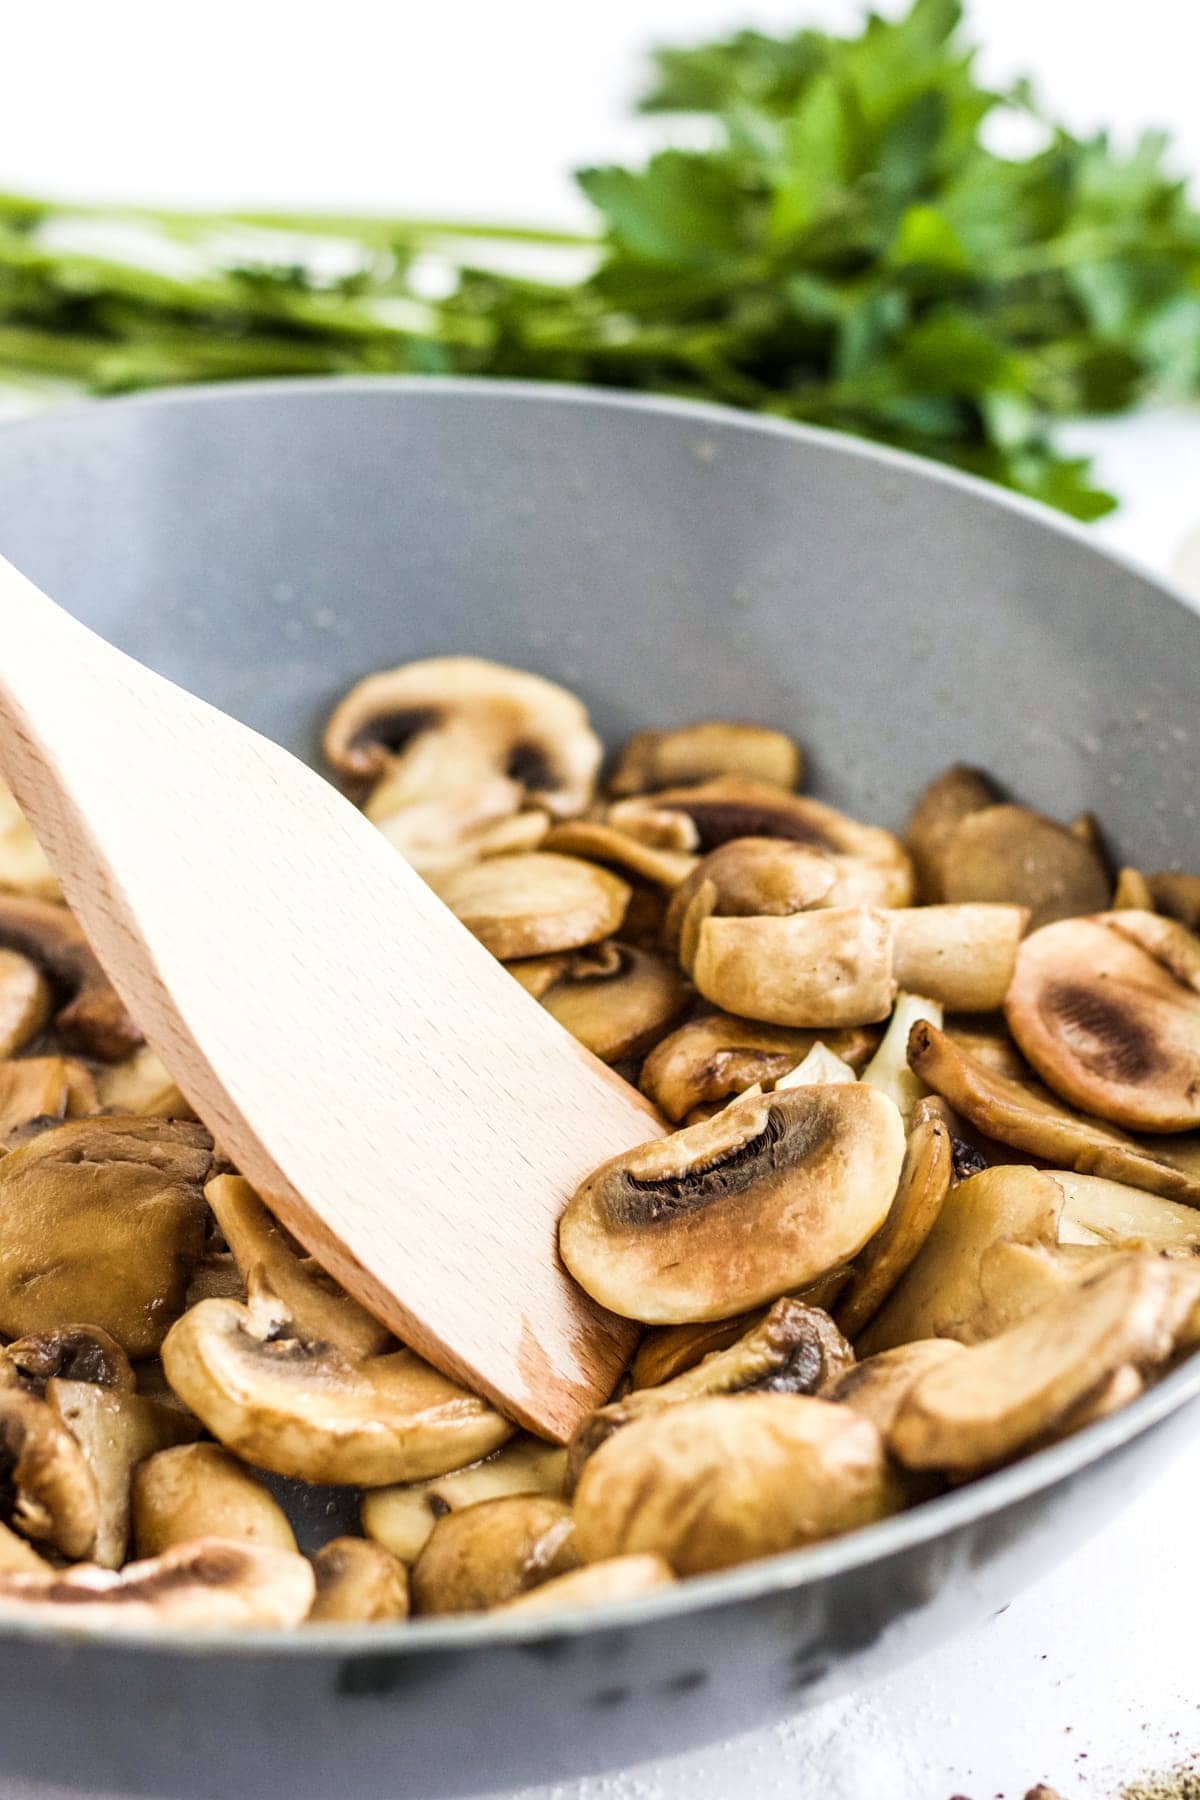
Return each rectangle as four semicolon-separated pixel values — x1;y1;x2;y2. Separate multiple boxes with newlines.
0;561;664;1440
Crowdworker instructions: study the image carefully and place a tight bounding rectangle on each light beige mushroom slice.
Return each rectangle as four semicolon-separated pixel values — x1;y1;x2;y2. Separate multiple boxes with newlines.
609;723;803;796
904;765;1001;903
639;1012;878;1124
95;1048;194;1120
498;1553;676;1615
509;942;689;1065
906;1020;1200;1202
162;1284;513;1488
887;904;1027;1012
860;992;944;1122
603;798;701;853
664;839;839;961
411;1495;579;1616
0;896;142;1061
836;1100;954;1339
825;1340;967;1435
0;1056;100;1141
132;1443;297;1559
0;1116;213;1356
890;1253;1200;1477
856;1163;1098;1355
0;1385;98;1559
773;1042;858;1088
692;906;897;1028
560;1083;905;1324
629;1268;850;1390
1052;1171;1200;1254
205;1174;391;1361
0;781;59;902
1005;913;1200;1132
48;1379;200;1569
3;1326;135;1395
361;1435;566;1564
308;1538;410;1623
566;1298;854;1488
0;949;52;1057
0;1537;315;1630
539;821;697;891
435;852;630;959
574;1393;901;1575
940;803;1111;930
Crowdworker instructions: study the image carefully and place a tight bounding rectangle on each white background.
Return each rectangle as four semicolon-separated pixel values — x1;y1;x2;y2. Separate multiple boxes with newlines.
5;4;1200;1797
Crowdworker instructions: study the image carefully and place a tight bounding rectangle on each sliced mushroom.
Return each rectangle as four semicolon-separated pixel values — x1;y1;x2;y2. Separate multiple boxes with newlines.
308;1537;410;1623
825;1340;967;1435
664;838;839;962
161;1283;513;1487
94;1048;194;1120
1004;913;1200;1132
890;1253;1200;1477
3;1327;134;1395
0;782;60;902
132;1443;297;1559
573;1393;900;1575
205;1175;391;1361
692;905;896;1028
773;1042;858;1088
860;992;944;1122
560;1083;906;1323
566;1298;854;1488
630;1316;757;1389
0;949;52;1057
836;1100;954;1339
0;1520;50;1574
0;1056;100;1141
539;821;697;891
939;803;1111;930
639;1012;878;1125
0;1385;98;1559
1112;867;1154;911
498;1553;675;1615
907;1021;1200;1202
1144;871;1200;931
0;896;142;1061
905;765;1001;903
49;1379;199;1569
0;1117;213;1356
609;723;803;796
0;1537;315;1630
603;798;701;852
435;852;630;959
888;904;1027;1012
410;1495;579;1616
1053;1171;1200;1254
509;942;689;1065
361;1435;566;1564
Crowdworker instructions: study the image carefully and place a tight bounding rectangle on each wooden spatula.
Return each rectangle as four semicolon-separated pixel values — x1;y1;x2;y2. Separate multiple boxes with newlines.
0;559;664;1441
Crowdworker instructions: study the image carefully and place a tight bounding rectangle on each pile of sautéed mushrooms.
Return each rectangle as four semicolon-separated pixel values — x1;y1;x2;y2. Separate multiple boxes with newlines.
0;655;1195;1631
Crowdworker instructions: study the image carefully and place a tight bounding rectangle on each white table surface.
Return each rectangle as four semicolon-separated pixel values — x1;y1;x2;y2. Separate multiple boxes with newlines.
4;5;1200;1796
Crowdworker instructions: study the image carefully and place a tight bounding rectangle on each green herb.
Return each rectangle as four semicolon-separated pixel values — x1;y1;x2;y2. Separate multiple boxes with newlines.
2;0;1199;516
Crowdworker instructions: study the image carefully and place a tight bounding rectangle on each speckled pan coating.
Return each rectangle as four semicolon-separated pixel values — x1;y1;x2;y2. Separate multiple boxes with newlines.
0;379;1196;1800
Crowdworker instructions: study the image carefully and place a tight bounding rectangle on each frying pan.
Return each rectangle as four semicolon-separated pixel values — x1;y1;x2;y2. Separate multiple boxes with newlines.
0;379;1196;1800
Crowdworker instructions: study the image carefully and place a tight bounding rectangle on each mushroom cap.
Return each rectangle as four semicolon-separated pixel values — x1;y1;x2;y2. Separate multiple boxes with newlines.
498;1553;676;1616
559;1083;906;1323
0;1056;100;1144
0;1537;315;1631
887;903;1028;1013
48;1379;200;1569
513;941;690;1064
835;1099;954;1339
3;1326;134;1395
361;1434;567;1564
573;1393;900;1575
639;1012;878;1124
825;1340;967;1435
0;895;142;1061
308;1537;410;1623
161;1288;513;1487
435;852;630;959
904;765;1000;903
608;723;803;796
664;838;839;958
691;906;897;1028
939;803;1111;930
410;1494;579;1616
132;1443;297;1559
1004;913;1200;1132
0;1117;213;1357
539;820;697;891
0;1385;99;1559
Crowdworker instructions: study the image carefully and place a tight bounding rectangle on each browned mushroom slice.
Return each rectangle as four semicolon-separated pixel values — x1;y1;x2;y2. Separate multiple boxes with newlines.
559;1083;906;1323
1112;867;1154;911
664;838;839;962
498;1554;675;1615
411;1495;579;1615
0;1385;98;1559
573;1393;901;1576
1004;913;1200;1133
361;1435;567;1564
0;949;52;1057
3;1326;134;1395
692;906;896;1027
1052;1170;1200;1254
308;1538;410;1623
905;765;1001;903
1145;871;1200;931
509;942;689;1065
825;1340;967;1435
609;723;803;797
836;1100;954;1339
161;1283;513;1487
0;1117;213;1356
906;1021;1200;1202
890;1253;1200;1477
939;803;1111;930
49;1379;200;1568
94;1047;194;1120
0;1538;315;1629
0;1521;50;1574
566;1298;855;1488
887;904;1028;1012
133;1443;297;1559
643;779;914;906
860;993;943;1121
0;896;142;1061
603;798;701;853
639;1012;878;1125
539;821;696;891
435;852;630;959
0;1056;100;1141
630;1316;756;1388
